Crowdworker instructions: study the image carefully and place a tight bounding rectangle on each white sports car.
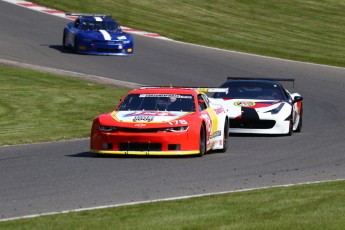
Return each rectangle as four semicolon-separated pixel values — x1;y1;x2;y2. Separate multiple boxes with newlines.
211;78;303;135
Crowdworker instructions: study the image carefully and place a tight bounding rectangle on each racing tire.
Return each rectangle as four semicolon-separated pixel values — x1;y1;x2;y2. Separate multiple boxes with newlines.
62;32;67;48
197;125;206;157
295;105;303;133
219;119;229;153
62;33;66;48
287;112;293;136
73;36;79;53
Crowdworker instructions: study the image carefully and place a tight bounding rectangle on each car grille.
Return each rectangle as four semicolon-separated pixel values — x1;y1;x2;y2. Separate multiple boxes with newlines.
97;48;122;53
93;40;123;45
119;143;162;151
117;128;160;133
230;119;276;129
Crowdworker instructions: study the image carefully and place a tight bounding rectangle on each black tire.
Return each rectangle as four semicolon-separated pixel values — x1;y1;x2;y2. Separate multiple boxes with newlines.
295;105;303;132
73;36;79;52
198;125;206;157
219;119;229;153
62;33;67;48
287;113;293;136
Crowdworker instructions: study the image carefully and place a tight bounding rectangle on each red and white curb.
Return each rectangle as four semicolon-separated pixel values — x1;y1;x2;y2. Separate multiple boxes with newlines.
2;0;171;40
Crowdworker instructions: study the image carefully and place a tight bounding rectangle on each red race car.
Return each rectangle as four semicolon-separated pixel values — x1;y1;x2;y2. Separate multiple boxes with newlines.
90;87;229;156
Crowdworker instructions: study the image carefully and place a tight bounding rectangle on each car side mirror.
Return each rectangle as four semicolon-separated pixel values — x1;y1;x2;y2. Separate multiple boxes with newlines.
293;96;303;103
198;99;205;104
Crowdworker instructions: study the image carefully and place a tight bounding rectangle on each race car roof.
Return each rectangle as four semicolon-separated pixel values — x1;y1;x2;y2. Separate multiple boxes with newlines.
129;87;199;95
226;77;295;87
135;87;228;95
66;13;115;22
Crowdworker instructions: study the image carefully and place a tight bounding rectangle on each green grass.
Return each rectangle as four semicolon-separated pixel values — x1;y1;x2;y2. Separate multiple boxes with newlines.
31;0;345;67
1;1;344;228
0;65;128;146
1;180;345;229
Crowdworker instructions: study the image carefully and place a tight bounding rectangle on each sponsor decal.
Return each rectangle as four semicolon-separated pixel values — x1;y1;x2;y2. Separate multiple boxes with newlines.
209;130;221;139
134;124;147;127
117;36;127;40
234;101;256;107
139;94;192;99
133;115;154;122
213;107;224;115
124;111;175;117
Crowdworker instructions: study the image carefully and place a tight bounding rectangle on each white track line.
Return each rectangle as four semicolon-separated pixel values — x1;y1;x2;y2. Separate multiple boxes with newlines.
2;0;345;223
1;178;344;222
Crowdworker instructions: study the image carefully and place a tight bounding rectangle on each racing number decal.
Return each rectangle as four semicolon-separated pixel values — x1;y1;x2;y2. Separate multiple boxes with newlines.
168;120;187;125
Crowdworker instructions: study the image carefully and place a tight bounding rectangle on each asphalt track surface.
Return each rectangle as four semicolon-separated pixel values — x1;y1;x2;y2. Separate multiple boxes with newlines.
1;1;345;220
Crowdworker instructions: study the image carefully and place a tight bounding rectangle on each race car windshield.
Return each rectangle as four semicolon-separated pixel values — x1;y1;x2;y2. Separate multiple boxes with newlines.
80;21;121;31
213;81;286;100
117;94;196;112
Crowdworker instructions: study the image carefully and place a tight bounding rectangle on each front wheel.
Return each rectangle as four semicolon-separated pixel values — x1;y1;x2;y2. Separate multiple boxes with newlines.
287;113;293;136
62;33;67;48
73;35;79;52
197;125;206;157
295;105;303;132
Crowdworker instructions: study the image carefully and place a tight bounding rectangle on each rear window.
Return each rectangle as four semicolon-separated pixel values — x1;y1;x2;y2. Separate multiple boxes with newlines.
213;81;286;100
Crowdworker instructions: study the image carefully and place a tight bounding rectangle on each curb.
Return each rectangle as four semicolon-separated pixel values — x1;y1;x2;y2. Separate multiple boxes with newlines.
2;0;171;40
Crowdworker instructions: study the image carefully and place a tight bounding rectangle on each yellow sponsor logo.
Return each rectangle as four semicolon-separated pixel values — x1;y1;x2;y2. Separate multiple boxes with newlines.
234;101;256;107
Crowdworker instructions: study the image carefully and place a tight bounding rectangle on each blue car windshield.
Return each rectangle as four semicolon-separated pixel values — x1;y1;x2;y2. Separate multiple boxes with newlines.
213;81;286;100
80;21;121;31
117;94;196;112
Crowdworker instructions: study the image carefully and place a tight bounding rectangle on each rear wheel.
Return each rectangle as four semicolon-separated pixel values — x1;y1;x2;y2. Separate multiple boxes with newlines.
219;119;229;153
197;125;206;157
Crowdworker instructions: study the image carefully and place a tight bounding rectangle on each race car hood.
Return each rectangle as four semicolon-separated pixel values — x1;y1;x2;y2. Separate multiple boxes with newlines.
210;98;287;118
99;111;191;126
82;30;131;41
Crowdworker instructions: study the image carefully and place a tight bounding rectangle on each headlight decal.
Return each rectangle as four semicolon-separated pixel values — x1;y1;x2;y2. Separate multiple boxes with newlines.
99;125;117;132
266;103;285;114
164;126;189;132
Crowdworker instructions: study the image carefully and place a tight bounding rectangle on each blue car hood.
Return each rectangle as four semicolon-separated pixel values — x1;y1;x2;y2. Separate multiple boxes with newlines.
82;30;131;41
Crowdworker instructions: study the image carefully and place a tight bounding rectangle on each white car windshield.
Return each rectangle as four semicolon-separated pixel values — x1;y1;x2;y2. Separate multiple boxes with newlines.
80;21;121;31
117;94;196;112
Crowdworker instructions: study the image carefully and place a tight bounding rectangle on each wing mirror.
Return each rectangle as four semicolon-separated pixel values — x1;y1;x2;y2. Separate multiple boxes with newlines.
293;96;303;103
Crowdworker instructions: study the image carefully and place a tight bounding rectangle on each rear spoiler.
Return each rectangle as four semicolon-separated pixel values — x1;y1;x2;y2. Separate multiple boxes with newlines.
65;13;112;18
226;77;295;87
140;86;228;94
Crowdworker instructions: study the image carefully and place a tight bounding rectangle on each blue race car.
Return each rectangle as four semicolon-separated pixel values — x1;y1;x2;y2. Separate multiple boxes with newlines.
63;13;134;56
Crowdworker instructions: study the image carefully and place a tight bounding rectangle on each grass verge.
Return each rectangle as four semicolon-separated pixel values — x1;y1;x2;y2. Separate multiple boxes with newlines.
0;65;128;146
1;180;345;229
31;0;345;67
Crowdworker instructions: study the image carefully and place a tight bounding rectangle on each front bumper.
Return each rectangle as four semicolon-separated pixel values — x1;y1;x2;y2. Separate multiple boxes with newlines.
76;41;133;56
90;130;200;156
